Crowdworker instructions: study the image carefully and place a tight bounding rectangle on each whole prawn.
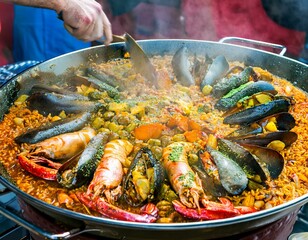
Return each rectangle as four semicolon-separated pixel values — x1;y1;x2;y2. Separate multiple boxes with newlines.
162;142;204;209
17;127;96;180
27;127;96;160
87;139;133;202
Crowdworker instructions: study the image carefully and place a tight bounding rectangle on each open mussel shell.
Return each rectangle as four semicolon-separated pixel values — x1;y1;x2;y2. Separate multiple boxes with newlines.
226;112;296;138
229;131;298;148
223;98;291;126
239;143;284;179
217;139;267;183
123;147;164;207
193;150;228;198
15;112;92;144
29;84;89;101
56;132;109;189
222;91;277;118
212;66;254;99
172;46;195;87
206;147;248;195
200;55;229;94
27;92;104;116
215;81;277;111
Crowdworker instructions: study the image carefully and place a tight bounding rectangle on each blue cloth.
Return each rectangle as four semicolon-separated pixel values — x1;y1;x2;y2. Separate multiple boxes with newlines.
0;60;40;84
13;6;91;62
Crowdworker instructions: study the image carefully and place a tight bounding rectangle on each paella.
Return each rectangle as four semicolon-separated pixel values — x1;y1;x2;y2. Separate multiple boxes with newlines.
0;45;307;224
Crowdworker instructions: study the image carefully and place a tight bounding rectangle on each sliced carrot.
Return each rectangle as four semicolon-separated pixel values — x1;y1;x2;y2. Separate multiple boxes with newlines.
133;123;165;140
184;130;202;142
166;114;189;132
188;119;202;131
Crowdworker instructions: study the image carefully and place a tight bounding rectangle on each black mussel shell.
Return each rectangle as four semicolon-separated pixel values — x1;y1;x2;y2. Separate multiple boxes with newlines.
172;46;195;87
223;98;291;126
123;147;164;207
239;144;284;179
226;112;296;138
207;147;248;195
229;131;298;148
15;112;91;144
217;139;267;183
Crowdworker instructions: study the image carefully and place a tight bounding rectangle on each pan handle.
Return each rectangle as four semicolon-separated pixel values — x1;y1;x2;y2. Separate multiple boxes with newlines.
0;197;106;240
219;37;287;56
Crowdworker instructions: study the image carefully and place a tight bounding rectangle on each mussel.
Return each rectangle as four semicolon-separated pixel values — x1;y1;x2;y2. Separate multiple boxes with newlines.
87;67;124;91
200;55;229;95
229;131;298;149
15;112;92;144
212;67;256;98
215;81;277;111
240;143;284;179
223;98;291;125
29;84;89;101
206;147;248;195
123;147;164;207
172;46;195;87
194;151;228;198
226;112;296;138
27;92;104;116
217;139;267;183
222;92;278;118
76;75;120;99
56;132;109;189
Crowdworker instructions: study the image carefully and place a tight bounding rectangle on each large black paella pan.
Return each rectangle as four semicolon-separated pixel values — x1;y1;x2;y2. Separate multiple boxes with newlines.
0;38;307;240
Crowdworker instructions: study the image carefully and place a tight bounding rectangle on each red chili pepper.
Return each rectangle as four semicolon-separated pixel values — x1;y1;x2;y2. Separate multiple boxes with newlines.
77;192;158;223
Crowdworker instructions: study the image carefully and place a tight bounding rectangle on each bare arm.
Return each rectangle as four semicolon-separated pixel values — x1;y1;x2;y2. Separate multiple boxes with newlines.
1;0;113;44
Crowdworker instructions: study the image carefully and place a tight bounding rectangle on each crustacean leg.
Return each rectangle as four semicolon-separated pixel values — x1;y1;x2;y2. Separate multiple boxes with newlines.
18;154;62;180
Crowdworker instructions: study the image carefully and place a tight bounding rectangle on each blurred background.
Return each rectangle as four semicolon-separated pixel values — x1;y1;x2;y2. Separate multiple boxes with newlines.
0;0;307;67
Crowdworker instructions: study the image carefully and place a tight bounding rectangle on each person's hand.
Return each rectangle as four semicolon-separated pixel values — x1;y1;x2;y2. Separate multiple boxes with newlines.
58;0;112;44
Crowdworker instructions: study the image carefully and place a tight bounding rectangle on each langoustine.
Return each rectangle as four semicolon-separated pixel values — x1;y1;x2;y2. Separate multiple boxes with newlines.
18;127;96;180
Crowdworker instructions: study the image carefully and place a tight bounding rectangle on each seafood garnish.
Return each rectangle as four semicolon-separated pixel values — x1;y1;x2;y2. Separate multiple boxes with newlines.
212;67;255;98
230;131;298;148
172;46;195;87
217;138;267;184
78;75;120;99
15;112;91;144
57;132;110;189
226;112;296;138
27;92;104;116
86;139;133;203
215;81;276;111
17;128;96;180
200;55;229;95
123;147;164;207
206;147;248;195
87;67;124;90
29;84;89;101
223;98;291;125
18;154;62;180
162;142;247;219
239;144;284;179
24;127;96;160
